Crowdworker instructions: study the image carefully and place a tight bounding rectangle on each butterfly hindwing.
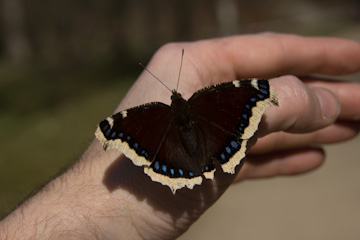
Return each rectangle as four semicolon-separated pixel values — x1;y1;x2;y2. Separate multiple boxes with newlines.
144;114;230;193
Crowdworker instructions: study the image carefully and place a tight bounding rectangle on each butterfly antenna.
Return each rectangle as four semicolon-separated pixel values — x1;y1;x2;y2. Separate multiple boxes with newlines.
176;49;184;92
139;62;172;92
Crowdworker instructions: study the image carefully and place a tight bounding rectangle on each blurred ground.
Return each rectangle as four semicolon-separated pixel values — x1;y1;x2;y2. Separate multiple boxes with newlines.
180;136;360;240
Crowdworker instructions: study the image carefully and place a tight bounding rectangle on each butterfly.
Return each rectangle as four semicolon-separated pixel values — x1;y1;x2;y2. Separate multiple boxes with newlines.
95;52;278;194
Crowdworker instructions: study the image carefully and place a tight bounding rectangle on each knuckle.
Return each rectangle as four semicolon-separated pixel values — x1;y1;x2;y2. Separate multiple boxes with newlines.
275;75;318;132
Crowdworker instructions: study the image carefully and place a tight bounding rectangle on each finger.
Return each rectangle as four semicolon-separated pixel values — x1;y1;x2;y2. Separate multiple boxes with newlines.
251;121;360;154
235;147;325;182
212;33;360;78
147;34;360;89
303;78;360;121
257;75;341;136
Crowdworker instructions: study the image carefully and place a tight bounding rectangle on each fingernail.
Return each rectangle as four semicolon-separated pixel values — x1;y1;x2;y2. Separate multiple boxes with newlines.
312;87;341;120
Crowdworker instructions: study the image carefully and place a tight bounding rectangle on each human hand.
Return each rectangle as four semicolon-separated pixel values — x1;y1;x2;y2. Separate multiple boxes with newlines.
120;32;360;188
109;33;360;239
1;33;359;240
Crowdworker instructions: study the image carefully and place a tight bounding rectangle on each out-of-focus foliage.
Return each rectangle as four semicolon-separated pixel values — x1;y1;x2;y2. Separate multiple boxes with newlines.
1;0;359;69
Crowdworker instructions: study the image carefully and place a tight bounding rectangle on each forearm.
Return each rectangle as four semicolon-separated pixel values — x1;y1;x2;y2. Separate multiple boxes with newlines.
0;141;162;240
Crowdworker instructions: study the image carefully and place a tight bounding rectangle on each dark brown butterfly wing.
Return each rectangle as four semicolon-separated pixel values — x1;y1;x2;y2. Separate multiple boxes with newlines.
188;79;278;174
95;102;172;167
143;112;249;193
95;79;278;193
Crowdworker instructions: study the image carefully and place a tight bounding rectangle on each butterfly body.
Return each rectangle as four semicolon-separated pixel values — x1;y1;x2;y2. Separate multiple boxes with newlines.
170;91;193;125
96;79;278;193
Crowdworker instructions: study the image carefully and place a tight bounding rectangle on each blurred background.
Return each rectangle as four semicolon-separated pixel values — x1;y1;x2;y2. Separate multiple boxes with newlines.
0;0;359;239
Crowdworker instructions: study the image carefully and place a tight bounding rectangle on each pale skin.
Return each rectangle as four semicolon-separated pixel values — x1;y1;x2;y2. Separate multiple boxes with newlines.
1;33;360;240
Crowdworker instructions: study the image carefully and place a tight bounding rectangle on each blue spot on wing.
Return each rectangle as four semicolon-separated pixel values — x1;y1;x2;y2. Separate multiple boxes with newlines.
141;150;149;159
238;122;247;133
259;88;269;95
231;140;239;149
257;93;265;99
153;161;160;171
101;122;109;132
105;128;111;137
219;153;228;164
111;131;116;138
250;97;257;102
257;80;268;89
225;146;231;154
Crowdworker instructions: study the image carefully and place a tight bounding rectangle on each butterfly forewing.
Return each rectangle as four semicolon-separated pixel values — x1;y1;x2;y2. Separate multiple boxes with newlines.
189;79;277;139
95;102;172;167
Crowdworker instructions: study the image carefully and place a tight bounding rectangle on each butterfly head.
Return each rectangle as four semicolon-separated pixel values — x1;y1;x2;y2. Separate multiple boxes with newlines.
171;90;183;101
170;90;192;125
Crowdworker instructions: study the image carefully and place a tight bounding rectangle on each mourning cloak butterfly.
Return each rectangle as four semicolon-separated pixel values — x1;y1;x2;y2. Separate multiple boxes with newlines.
95;55;278;194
